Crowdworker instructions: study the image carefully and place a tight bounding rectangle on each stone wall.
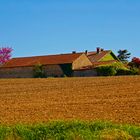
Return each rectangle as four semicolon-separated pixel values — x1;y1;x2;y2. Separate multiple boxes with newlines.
73;69;97;77
0;64;97;78
0;67;33;78
44;65;64;77
0;65;64;78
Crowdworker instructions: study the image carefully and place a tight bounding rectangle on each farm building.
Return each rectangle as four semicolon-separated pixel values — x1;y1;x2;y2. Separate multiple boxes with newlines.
0;48;119;78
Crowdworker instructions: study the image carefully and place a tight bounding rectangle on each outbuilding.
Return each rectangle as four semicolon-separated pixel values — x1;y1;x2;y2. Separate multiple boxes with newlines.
0;48;119;78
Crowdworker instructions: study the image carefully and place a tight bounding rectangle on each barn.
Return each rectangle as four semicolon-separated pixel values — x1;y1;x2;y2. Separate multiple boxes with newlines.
0;48;119;78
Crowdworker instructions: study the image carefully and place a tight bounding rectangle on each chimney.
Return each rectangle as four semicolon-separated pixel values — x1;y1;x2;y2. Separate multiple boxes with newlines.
72;51;76;54
85;50;88;55
96;47;100;54
101;48;104;52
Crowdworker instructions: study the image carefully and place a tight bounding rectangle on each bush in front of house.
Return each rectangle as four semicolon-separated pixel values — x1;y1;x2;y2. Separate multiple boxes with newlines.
130;67;140;75
96;62;140;76
116;68;139;76
96;66;117;76
110;62;127;70
116;69;133;76
33;64;46;78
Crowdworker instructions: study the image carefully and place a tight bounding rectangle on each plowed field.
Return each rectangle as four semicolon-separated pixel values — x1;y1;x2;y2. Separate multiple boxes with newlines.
0;76;140;125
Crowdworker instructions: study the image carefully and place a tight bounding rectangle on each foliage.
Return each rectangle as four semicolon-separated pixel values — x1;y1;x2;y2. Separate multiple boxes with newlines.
129;57;140;68
96;62;139;76
132;57;140;65
117;49;131;63
0;47;13;64
96;66;117;76
0;121;139;139
110;62;127;70
116;68;139;76
0;126;11;140
98;129;133;139
33;64;46;78
60;64;73;77
130;67;140;75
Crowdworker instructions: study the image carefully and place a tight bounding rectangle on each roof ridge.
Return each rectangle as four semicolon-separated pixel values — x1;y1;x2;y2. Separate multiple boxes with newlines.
12;52;83;59
12;50;111;59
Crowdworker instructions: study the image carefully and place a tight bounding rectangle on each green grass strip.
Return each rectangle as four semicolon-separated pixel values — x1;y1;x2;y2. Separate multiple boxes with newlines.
0;120;140;140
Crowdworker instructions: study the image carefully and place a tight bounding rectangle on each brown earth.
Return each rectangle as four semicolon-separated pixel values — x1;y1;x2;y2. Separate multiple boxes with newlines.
0;76;140;125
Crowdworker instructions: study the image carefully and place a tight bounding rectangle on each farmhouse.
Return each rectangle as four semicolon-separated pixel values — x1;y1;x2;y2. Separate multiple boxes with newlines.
0;48;119;78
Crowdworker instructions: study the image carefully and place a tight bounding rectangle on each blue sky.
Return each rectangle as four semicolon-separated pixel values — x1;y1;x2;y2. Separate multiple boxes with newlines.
0;0;140;58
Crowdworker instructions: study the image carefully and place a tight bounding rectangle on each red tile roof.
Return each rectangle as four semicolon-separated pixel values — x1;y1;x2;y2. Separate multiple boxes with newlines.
0;50;114;68
1;53;83;68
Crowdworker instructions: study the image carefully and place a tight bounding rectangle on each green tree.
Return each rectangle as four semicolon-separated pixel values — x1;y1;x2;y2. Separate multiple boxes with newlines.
117;50;131;63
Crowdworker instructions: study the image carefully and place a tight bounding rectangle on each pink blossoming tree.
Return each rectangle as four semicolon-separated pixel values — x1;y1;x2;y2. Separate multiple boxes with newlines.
0;47;13;64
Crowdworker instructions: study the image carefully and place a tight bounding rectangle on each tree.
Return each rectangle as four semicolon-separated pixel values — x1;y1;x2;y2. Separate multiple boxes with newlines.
0;47;13;64
117;49;131;63
129;57;140;68
132;57;140;65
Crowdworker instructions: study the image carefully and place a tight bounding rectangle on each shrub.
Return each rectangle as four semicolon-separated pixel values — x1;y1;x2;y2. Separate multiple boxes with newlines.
116;68;139;76
96;62;139;76
130;67;140;75
96;66;117;76
110;62;127;70
33;64;46;78
116;69;132;76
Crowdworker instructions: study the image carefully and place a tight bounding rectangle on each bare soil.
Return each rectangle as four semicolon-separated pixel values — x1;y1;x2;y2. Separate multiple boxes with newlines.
0;76;140;125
